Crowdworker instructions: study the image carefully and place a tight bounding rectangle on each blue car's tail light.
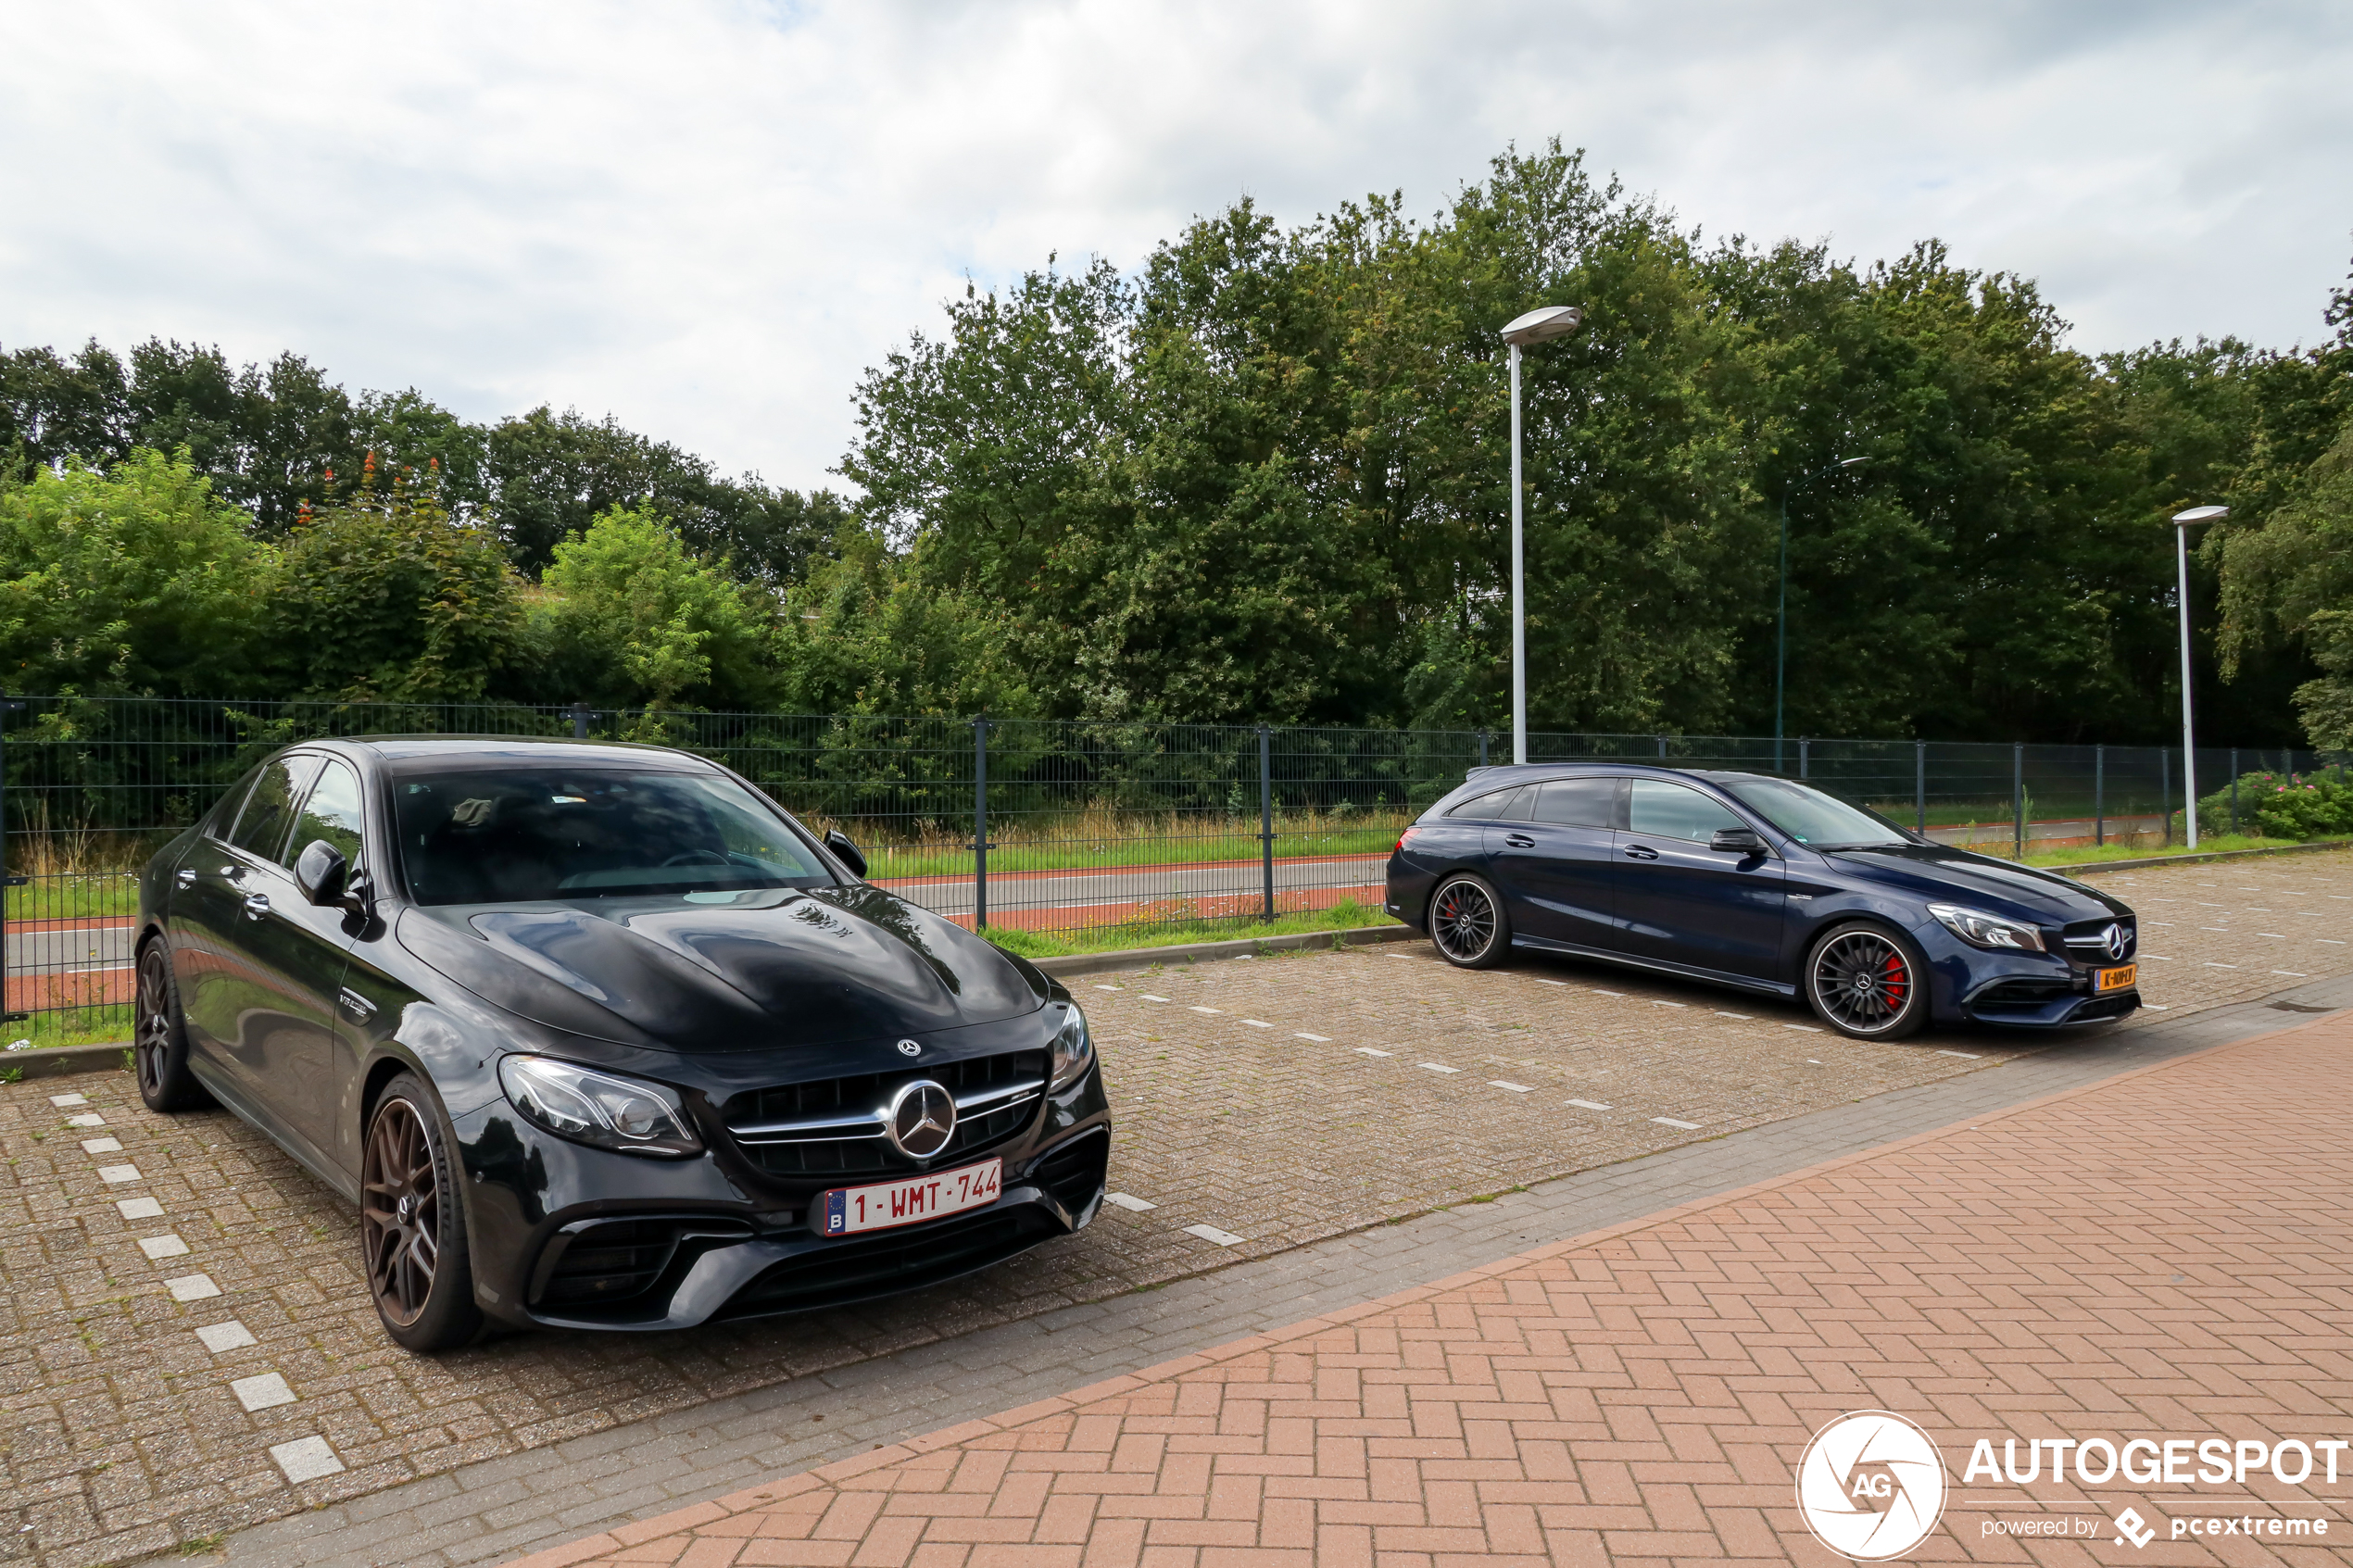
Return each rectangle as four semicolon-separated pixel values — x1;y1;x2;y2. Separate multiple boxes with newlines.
498;1055;703;1158
1927;903;2047;953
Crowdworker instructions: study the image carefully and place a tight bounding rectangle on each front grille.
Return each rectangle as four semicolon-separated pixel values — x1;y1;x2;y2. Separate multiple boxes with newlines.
721;1206;1060;1318
1031;1130;1109;1216
2072;993;2139;1021
2059;917;2136;963
724;1051;1047;1178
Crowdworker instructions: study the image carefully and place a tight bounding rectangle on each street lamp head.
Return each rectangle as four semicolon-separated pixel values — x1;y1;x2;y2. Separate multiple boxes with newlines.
1837;457;1869;468
1501;305;1584;346
2173;505;2228;526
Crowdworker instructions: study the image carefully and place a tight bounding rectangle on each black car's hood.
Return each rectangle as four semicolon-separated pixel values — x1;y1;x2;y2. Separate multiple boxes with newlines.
1814;843;2131;923
396;884;1050;1052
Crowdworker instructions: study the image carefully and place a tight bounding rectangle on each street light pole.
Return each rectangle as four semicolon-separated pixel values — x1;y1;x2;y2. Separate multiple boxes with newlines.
1774;456;1869;773
2172;504;2228;848
1499;306;1584;766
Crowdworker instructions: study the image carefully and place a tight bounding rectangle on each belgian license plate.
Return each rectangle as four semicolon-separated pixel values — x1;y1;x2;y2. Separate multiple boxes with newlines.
820;1160;1001;1236
2095;963;2137;993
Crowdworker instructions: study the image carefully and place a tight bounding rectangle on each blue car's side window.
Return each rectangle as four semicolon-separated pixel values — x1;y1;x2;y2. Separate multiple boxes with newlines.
1531;779;1617;828
1626;780;1743;844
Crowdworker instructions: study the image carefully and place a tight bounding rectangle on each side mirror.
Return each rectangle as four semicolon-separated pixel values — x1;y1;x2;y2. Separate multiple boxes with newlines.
1709;827;1766;856
824;827;868;879
294;839;350;906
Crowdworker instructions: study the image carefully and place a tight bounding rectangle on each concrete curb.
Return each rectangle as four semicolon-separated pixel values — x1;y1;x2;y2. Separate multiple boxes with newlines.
1027;922;1416;979
1;1040;130;1080
2060;837;2353;877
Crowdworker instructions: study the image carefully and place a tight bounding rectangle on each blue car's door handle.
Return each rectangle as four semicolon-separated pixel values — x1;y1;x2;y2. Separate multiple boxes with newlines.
1504;834;1535;848
1622;844;1660;860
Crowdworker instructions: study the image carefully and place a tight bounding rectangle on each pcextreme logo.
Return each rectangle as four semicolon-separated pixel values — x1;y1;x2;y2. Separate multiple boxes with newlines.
1795;1411;1948;1561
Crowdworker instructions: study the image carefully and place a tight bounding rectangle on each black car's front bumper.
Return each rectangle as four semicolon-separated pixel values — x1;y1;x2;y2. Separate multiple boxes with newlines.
1912;922;2139;1027
452;1066;1112;1331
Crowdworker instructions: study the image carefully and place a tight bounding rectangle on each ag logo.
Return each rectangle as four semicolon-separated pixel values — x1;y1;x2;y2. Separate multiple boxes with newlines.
1794;1411;1946;1561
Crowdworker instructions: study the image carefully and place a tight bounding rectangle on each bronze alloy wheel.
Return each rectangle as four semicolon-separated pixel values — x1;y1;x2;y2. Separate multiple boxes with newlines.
132;944;208;1111
1807;924;1926;1039
1428;875;1508;968
363;1096;444;1328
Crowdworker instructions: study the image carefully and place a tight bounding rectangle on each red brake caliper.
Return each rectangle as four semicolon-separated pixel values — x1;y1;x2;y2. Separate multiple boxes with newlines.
1882;952;1908;1007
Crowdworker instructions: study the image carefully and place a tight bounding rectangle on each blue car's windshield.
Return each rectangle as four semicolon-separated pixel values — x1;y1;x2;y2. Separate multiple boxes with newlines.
391;767;836;905
1717;775;1911;849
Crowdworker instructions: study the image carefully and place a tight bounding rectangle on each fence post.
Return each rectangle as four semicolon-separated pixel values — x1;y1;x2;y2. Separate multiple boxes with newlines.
1914;740;1926;836
1478;730;1489;769
569;701;590;740
2229;747;2239;835
2012;742;2024;859
0;700;21;1026
2095;745;2105;847
1655;734;1667;759
2161;747;2171;847
973;717;989;930
1259;726;1275;923
1798;739;1809;780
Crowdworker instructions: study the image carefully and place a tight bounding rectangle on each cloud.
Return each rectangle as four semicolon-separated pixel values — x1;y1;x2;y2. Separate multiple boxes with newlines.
1;0;2346;491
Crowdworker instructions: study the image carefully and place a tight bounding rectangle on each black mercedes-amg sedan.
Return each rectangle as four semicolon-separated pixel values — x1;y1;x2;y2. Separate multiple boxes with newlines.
1386;763;2141;1040
132;737;1111;1349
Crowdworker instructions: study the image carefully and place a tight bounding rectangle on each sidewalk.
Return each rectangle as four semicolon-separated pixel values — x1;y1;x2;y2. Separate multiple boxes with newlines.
510;1010;2353;1567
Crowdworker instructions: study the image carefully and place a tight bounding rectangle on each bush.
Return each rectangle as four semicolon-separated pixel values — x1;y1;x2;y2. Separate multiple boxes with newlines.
2195;769;2353;840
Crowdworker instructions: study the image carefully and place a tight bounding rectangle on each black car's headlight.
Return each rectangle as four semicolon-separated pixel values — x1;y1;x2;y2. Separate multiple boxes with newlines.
1050;1004;1094;1090
1927;903;2047;953
497;1055;703;1158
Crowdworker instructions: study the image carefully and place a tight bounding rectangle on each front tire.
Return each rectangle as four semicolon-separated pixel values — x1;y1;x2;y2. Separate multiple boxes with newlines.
362;1073;484;1351
134;943;212;1112
1805;922;1929;1040
1428;874;1510;969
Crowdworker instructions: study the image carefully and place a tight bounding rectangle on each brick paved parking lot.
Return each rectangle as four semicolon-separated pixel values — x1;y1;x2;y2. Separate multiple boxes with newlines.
1;851;2347;1564
520;998;2353;1567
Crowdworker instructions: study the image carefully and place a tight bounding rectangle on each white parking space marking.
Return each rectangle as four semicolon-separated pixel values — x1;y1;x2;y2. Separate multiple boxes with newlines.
1594;989;1627;997
1936;1049;1982;1060
1103;1192;1157;1212
66;1113;106;1127
1783;1023;1824;1034
1093;985;1122;992
1652;1117;1703;1130
81;1136;123;1154
2206;962;2238;969
2273;970;2309;976
1489;1081;1534;1093
1141;994;1171;1002
1715;1011;1753;1020
1567;1099;1613;1110
1535;978;1568;986
196;1320;258;1353
1417;1062;1460;1073
1653;1000;1687;1009
116;1197;163;1220
48;1093;88;1107
1183;1223;1246;1247
233;1373;296;1411
165;1274;220;1301
98;1164;142;1184
269;1436;344;1483
1242;1020;1272;1028
1294;1033;1329;1041
1354;1047;1393;1058
1189;1006;1221;1014
138;1234;191;1260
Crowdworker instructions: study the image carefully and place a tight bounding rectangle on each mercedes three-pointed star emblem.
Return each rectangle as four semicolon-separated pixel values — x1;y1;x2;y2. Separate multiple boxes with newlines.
884;1079;957;1159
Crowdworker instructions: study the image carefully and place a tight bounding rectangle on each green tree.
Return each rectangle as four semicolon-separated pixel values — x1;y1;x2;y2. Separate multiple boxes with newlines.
0;447;265;696
534;506;777;712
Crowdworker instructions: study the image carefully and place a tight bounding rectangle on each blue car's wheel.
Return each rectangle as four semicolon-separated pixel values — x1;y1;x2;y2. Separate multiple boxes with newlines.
1806;922;1927;1039
1428;874;1509;969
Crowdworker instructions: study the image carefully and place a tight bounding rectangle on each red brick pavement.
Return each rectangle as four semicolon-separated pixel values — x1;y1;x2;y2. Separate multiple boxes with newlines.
509;1012;2353;1567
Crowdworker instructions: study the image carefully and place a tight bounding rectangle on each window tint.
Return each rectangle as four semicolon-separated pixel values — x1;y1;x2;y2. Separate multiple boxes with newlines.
1625;780;1743;844
391;767;836;905
207;766;262;839
1530;778;1618;828
1445;784;1529;821
228;755;322;862
284;759;367;872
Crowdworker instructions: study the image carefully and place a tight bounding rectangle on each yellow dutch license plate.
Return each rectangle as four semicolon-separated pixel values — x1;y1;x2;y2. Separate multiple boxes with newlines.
2095;963;2137;993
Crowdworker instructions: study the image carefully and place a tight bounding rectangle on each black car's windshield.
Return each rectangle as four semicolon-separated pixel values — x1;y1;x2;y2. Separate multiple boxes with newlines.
391;767;835;905
1716;775;1912;849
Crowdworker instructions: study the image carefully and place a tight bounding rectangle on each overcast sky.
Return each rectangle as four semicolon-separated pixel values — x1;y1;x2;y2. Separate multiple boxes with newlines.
2;1;2347;493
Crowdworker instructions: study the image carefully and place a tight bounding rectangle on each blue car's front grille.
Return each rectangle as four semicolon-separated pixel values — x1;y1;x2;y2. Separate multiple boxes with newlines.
2058;918;2136;964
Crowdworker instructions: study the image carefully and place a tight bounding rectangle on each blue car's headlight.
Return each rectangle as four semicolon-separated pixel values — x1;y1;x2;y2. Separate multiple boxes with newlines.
1050;1004;1094;1089
1927;903;2047;953
497;1055;703;1158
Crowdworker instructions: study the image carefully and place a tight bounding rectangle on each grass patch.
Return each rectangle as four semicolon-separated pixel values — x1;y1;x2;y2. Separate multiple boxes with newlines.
2;1004;134;1053
980;897;1401;960
2020;834;2307;868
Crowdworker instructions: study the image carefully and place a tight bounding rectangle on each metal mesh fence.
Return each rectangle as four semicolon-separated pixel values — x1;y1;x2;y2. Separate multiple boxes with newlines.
0;695;2342;1046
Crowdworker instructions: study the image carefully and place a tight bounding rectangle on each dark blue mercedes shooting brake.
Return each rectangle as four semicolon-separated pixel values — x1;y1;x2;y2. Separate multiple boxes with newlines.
1383;764;2140;1039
